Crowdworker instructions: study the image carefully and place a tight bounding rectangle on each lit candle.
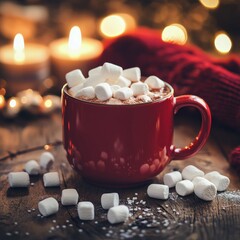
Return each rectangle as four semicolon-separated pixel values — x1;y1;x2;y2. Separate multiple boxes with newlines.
4;97;22;117
49;26;103;89
0;33;50;96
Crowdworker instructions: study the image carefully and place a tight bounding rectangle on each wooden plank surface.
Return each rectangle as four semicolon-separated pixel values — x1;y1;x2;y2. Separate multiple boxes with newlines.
0;111;239;240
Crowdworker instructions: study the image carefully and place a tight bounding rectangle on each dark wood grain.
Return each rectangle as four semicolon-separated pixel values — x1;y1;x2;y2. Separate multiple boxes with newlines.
0;112;239;240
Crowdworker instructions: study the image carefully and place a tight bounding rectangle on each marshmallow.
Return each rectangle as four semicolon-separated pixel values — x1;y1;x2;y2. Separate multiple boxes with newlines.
88;66;102;77
115;87;133;100
75;86;95;99
147;184;169;200
110;85;121;97
78;201;94;220
163;171;182;188
204;171;230;192
101;193;119;210
69;83;84;97
40;152;55;170
116;76;131;87
66;69;86;88
122;67;141;82
101;62;123;81
24;160;40;175
182;165;204;181
137;95;152;103
144;76;165;89
8;172;30;187
176;180;194;196
107;205;129;224
38;197;59;217
43;172;60;187
84;75;105;88
95;83;112;101
193;177;217;201
130;82;149;96
61;188;79;206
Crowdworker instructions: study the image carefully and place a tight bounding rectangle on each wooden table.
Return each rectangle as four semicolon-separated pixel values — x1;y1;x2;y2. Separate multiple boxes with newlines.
0;111;239;240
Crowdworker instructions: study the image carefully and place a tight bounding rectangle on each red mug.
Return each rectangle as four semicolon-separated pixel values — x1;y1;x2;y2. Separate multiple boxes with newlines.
62;82;211;187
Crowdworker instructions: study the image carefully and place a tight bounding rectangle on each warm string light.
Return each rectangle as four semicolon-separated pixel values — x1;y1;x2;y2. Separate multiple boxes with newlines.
161;24;188;45
13;33;25;63
199;0;220;9
214;32;232;54
0;95;6;109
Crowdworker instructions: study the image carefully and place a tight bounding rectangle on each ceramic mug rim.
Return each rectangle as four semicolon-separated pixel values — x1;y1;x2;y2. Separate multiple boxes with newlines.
62;81;174;107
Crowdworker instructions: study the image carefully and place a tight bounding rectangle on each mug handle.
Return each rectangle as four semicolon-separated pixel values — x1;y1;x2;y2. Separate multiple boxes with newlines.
172;95;211;160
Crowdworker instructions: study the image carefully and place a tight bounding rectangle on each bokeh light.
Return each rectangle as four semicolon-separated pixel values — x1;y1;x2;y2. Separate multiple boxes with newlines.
161;24;188;45
100;14;126;38
214;32;232;54
199;0;220;9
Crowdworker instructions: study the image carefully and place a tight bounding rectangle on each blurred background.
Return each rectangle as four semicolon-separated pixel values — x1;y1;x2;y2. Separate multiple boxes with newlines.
0;0;239;117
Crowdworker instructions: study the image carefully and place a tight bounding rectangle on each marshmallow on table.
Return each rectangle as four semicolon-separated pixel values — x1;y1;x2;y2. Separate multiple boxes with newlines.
78;201;94;220
24;160;40;175
8;172;30;187
101;193;119;210
176;180;194;196
204;171;230;191
66;69;86;88
144;76;165;89
107;205;129;224
101;62;123;81
182;165;204;181
95;83;112;101
88;66;102;77
43;172;60;187
122;67;141;82
61;188;79;206
163;171;182;188
40;152;55;170
193;177;217;201
147;184;169;200
75;86;95;99
130;82;149;96
38;197;59;217
115;87;133;100
116;76;131;87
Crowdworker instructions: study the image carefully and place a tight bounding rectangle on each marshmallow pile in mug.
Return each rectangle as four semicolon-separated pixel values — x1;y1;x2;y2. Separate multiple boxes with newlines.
66;62;165;102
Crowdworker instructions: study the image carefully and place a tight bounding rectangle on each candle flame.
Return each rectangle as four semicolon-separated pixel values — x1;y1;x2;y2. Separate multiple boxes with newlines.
13;33;25;63
44;99;53;109
68;26;82;58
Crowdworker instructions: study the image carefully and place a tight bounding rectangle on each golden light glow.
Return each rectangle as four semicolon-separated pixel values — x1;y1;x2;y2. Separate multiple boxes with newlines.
162;24;188;45
118;13;136;31
199;0;219;9
13;33;25;63
44;99;53;109
214;32;232;54
9;98;17;108
68;26;82;58
0;95;5;109
100;15;126;38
